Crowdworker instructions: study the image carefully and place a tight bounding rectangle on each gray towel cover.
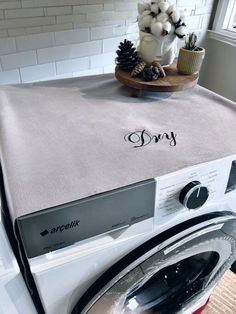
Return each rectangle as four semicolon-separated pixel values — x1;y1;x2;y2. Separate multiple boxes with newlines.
0;74;236;221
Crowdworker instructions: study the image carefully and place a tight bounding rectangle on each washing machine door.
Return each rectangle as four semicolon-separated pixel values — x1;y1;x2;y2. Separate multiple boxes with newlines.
71;211;236;314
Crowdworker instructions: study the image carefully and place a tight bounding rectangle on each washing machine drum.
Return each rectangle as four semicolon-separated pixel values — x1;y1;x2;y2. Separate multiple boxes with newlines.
72;212;236;314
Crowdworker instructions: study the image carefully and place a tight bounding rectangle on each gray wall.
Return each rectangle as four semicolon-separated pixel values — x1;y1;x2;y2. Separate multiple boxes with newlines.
199;37;236;102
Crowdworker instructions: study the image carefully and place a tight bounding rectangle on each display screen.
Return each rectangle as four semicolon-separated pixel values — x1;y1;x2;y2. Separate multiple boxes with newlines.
226;160;236;193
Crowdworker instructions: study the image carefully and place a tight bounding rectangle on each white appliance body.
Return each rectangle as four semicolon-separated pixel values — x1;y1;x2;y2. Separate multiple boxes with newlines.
0;203;37;314
28;155;236;314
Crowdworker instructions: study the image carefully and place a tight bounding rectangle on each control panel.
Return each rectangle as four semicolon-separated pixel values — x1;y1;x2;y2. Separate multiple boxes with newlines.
155;155;236;223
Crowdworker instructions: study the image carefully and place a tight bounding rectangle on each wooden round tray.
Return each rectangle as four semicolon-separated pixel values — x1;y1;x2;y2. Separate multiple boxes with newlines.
115;64;199;97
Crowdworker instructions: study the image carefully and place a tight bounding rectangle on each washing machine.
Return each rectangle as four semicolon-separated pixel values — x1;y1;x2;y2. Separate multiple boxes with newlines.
0;198;37;314
15;155;236;314
0;78;236;314
2;156;236;314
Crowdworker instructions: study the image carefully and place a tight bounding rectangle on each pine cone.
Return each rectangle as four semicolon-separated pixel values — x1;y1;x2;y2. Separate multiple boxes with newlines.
131;61;146;77
143;67;154;82
151;62;166;78
116;39;139;71
151;66;160;80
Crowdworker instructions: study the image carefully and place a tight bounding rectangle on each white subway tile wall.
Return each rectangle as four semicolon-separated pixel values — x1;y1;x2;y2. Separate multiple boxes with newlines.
0;0;215;84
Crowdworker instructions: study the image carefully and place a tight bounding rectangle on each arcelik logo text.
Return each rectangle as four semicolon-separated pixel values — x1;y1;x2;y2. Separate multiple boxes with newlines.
40;219;80;237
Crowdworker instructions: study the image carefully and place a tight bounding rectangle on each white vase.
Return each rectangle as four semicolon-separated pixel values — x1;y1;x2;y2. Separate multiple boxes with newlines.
138;31;177;66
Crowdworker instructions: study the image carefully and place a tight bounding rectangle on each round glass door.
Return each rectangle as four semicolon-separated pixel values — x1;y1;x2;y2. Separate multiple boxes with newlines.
125;251;219;313
72;213;236;314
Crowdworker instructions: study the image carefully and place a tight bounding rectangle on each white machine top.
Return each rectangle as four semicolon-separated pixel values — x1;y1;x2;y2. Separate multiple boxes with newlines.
0;74;236;221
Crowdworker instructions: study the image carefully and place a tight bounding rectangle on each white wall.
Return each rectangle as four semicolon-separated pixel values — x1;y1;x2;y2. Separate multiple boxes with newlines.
0;0;216;84
199;36;236;102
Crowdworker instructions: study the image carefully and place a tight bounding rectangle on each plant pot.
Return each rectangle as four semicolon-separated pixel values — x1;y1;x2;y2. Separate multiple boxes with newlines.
177;47;205;75
138;31;177;66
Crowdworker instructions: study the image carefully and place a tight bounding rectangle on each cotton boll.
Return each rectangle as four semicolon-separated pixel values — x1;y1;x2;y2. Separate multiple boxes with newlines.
163;21;171;35
150;3;159;14
159;1;169;13
140;10;151;18
156;12;169;23
166;4;176;15
175;25;186;38
151;22;163;37
171;10;180;23
138;3;150;15
139;15;153;29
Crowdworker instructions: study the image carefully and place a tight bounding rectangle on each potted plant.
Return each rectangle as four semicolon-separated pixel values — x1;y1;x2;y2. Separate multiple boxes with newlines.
177;33;205;75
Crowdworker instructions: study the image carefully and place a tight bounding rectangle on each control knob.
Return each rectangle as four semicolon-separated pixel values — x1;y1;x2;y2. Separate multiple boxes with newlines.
179;181;209;210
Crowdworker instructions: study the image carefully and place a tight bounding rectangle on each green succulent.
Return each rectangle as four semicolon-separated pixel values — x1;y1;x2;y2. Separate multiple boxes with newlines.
184;33;201;51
